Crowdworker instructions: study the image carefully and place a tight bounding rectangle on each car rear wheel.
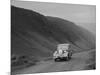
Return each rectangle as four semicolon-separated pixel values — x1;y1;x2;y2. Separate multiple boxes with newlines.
67;53;72;60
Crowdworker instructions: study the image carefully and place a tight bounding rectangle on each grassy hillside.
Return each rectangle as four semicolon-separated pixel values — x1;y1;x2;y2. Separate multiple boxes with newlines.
11;6;95;68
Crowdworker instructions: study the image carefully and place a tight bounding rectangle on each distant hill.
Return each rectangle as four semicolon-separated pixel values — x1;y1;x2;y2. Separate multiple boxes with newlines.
11;6;95;59
46;16;95;50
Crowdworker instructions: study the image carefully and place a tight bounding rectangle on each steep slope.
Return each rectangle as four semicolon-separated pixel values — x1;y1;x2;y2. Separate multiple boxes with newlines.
11;6;95;59
46;16;95;50
11;6;54;58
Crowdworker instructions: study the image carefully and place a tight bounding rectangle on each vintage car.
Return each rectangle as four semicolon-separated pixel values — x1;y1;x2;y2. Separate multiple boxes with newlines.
53;44;73;61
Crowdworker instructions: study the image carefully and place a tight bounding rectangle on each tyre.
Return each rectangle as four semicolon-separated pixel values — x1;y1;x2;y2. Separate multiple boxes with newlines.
54;58;60;62
63;57;68;61
67;52;72;60
54;58;58;62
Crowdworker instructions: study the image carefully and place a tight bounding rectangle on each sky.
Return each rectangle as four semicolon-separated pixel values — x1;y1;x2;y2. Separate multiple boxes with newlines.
11;0;96;34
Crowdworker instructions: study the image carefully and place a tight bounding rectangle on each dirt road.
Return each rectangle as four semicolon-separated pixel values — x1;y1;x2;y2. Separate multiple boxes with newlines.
12;50;95;75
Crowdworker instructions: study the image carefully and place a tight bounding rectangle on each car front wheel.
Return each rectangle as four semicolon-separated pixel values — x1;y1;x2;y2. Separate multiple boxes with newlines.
54;58;61;62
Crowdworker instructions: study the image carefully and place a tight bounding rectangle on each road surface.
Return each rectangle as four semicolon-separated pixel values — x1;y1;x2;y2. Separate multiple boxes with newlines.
12;50;95;75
